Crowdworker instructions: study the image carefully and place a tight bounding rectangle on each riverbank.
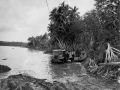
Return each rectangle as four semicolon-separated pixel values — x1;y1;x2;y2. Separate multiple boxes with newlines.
27;46;53;54
0;73;120;90
1;46;120;90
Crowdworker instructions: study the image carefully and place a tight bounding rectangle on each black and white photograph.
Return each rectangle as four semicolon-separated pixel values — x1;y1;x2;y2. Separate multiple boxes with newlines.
0;0;120;90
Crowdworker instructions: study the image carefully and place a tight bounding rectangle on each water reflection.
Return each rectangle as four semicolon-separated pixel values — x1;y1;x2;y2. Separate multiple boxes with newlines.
0;46;82;81
27;48;41;52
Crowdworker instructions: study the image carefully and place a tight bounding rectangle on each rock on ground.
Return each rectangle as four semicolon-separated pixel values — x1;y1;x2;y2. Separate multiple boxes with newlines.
0;65;11;73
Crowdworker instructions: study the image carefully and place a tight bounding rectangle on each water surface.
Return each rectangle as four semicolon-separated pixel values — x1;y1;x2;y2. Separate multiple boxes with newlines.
0;46;83;82
0;46;120;89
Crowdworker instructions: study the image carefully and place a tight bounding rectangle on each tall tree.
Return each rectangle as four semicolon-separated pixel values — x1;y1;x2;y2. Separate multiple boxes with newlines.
95;0;120;45
48;2;81;51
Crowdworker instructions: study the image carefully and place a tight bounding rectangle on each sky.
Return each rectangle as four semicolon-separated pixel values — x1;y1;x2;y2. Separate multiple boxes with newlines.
0;0;95;42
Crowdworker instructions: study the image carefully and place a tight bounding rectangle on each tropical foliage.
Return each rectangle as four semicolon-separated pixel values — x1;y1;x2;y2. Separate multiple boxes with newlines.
48;0;120;80
27;33;49;50
84;0;120;80
48;2;84;51
95;0;120;45
28;0;120;57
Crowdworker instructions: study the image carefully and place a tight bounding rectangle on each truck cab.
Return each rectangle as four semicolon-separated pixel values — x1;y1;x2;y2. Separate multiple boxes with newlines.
51;49;66;63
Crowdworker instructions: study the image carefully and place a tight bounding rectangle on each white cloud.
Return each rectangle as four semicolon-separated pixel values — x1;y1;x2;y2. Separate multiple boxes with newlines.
65;0;95;15
0;0;95;42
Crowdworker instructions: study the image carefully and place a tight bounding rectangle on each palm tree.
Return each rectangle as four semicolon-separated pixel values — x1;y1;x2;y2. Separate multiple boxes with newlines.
48;2;81;50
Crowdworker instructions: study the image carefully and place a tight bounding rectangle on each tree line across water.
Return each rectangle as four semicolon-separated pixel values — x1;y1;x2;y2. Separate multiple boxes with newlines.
27;0;120;55
0;41;27;47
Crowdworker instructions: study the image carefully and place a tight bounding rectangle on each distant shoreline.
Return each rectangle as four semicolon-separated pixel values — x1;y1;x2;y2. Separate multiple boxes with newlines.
0;45;27;48
0;43;52;54
0;41;27;47
0;41;53;54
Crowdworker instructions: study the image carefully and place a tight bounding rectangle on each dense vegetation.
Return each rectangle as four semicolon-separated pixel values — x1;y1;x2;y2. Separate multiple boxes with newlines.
47;0;120;55
27;0;120;80
27;0;120;56
27;33;50;50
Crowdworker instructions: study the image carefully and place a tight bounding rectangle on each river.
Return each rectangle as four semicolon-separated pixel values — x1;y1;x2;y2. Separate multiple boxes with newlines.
0;46;84;82
0;46;120;89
